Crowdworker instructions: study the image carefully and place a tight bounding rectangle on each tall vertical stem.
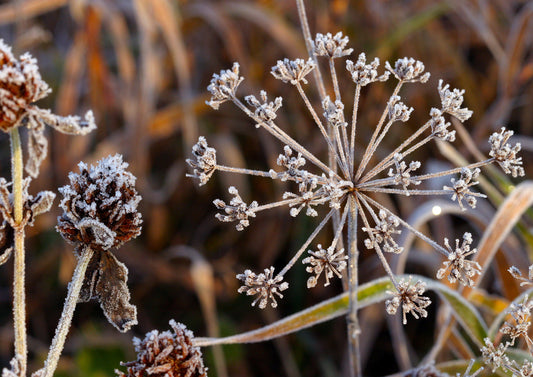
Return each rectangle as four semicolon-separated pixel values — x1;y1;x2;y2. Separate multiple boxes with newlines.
42;245;94;377
10;127;27;376
346;195;360;377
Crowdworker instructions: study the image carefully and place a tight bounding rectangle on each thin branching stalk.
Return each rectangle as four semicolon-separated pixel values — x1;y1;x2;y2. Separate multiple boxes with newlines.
10;127;26;376
42;246;94;377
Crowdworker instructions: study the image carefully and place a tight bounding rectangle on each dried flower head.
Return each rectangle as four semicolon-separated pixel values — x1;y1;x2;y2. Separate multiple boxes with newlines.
312;32;353;58
509;264;533;287
56;154;142;332
117;320;207;377
303;244;347;288
443;168;486;210
436;232;481;287
481;338;510;372
186;137;217;186
206;62;243;110
500;295;533;347
386;277;431;325
237;267;289;309
271;58;315;85
194;30;523;312
489;127;524;177
0;39;96;177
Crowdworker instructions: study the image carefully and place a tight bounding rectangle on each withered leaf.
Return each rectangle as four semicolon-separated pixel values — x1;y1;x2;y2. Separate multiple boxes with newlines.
79;248;137;332
0;221;13;266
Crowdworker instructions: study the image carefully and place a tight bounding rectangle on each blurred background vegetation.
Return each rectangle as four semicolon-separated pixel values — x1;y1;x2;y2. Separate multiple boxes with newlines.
0;0;532;376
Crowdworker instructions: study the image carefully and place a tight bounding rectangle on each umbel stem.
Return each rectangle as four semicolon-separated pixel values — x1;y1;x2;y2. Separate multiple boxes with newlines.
10;127;27;376
42;245;94;377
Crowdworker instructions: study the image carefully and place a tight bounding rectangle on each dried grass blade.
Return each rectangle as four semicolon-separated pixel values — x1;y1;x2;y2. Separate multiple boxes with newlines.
0;0;67;25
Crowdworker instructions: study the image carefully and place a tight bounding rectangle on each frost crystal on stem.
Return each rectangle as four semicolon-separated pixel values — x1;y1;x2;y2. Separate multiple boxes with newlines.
437;232;481;287
237;267;289;309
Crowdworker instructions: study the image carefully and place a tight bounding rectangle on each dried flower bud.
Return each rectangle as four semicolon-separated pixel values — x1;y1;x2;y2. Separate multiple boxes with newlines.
117;320;207;377
57;154;142;332
245;90;283;126
429;108;455;142
312;32;353;58
187;137;217;186
57;154;142;251
237;267;289;309
207;62;243;110
489;127;524;177
322;96;347;128
388;96;413;122
385;57;430;83
0;39;50;131
346;53;389;86
271;58;315;85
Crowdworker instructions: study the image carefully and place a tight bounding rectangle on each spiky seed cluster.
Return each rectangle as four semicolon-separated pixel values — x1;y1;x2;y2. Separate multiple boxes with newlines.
444;168;486;210
388;154;421;195
0;39;96;177
481;338;510;373
346;53;390;86
206;62;244;110
363;209;403;254
245;90;283;126
213;186;258;231
57;154;142;252
312;32;353;58
0;39;50;131
500;295;533;345
271;58;315;85
117;320;207;377
302;244;348;288
489;127;524;177
436;232;481;287
438;80;473;122
236;267;288;309
385;57;430;83
429;108;455;142
388;96;413;122
323;97;347;128
186;137;217;186
386;278;431;325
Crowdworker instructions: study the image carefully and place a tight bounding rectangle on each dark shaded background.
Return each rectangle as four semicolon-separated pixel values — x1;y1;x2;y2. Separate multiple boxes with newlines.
0;0;532;376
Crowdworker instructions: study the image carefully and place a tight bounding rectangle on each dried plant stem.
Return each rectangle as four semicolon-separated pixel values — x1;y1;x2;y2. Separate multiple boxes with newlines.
42;245;94;377
346;195;361;377
10;127;27;376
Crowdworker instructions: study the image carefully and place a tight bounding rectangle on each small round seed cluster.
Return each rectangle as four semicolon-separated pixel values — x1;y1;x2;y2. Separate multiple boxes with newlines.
117;320;207;377
0;39;50;131
56;154;142;252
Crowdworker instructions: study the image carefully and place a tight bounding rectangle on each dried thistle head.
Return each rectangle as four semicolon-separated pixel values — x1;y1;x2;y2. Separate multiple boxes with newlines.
0;39;96;177
117;320;207;377
56;154;142;332
56;154;142;252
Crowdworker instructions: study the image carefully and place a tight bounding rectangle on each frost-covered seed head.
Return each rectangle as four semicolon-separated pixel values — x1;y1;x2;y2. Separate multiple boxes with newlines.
438;80;473;122
117;320;207;377
429;108;456;142
388;96;413;122
271;58;315;85
312;32;353;58
499;295;533;344
237;267;288;309
385;277;431;324
206;62;244;110
437;232;481;287
481;338;510;372
346;53;389;86
214;186;258;231
385;57;430;83
56;154;142;251
443;167;486;210
0;39;50;131
388;154;421;195
303;244;347;288
245;90;283;126
489;127;524;177
187;137;217;186
363;210;403;254
322;97;347;128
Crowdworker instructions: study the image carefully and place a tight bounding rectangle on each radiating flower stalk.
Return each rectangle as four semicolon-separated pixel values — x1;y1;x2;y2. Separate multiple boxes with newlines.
189;24;524;375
